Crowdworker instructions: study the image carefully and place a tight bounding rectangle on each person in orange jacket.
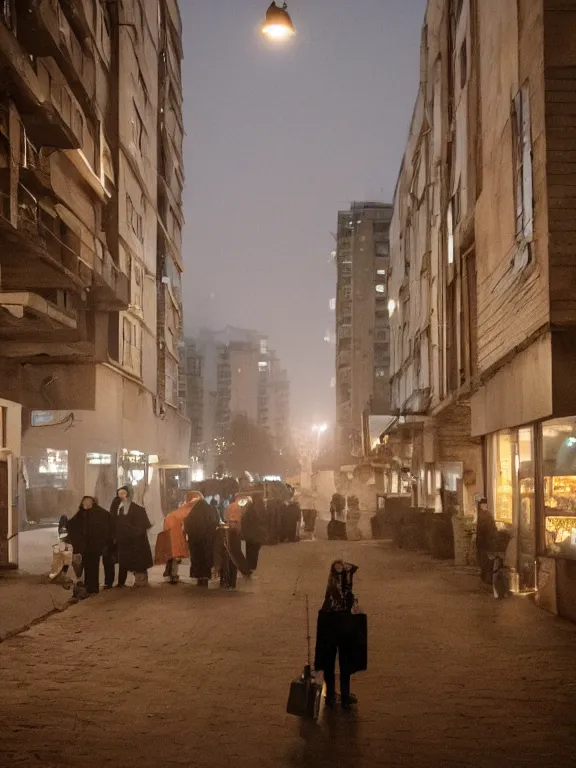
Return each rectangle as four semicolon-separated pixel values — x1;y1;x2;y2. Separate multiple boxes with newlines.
161;491;203;584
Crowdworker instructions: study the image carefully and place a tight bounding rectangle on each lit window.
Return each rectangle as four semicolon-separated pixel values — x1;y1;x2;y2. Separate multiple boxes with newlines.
377;269;387;276
329;298;336;311
375;284;385;293
260;339;268;354
375;368;387;379
258;361;268;371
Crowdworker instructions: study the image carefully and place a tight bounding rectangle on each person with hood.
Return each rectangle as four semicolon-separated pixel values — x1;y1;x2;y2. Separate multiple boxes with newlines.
66;496;114;595
184;497;221;586
328;493;348;541
160;491;204;584
314;560;366;710
241;493;268;572
110;486;153;587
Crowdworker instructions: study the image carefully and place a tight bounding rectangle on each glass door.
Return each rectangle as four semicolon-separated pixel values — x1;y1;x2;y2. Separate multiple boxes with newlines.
516;427;536;591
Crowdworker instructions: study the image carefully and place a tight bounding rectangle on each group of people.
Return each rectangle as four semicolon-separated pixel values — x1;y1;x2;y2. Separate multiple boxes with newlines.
59;485;153;595
159;491;271;590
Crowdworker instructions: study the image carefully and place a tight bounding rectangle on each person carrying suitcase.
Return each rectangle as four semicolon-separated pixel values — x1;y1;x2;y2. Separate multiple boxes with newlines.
314;560;367;709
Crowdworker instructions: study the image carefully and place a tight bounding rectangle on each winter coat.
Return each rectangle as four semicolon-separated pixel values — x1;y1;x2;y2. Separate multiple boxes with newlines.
163;500;199;559
67;505;112;556
225;501;243;528
241;500;268;544
476;508;498;553
111;498;153;572
184;499;220;543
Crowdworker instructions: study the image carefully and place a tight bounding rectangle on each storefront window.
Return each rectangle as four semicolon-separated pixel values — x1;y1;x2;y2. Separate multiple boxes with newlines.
25;449;69;490
86;453;117;506
494;432;513;524
542;417;576;559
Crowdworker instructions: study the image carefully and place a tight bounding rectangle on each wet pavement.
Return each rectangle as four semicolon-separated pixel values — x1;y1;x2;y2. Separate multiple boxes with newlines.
1;539;576;767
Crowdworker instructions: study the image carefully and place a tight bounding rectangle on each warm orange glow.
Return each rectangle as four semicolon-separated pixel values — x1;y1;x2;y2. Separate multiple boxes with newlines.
262;23;294;40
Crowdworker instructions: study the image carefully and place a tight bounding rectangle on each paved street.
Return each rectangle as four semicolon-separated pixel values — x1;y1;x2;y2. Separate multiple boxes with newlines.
1;540;576;768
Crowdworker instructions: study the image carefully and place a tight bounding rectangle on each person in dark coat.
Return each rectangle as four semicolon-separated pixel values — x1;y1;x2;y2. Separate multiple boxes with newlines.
314;560;366;710
110;486;153;587
328;493;348;540
241;494;268;572
184;498;221;586
67;496;114;595
476;497;498;584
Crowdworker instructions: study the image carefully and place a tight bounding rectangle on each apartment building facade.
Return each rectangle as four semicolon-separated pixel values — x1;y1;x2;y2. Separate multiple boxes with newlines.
388;0;576;621
0;0;189;560
335;202;392;467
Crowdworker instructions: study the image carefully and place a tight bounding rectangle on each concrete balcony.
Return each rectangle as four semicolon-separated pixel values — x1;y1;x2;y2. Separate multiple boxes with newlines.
91;246;130;311
0;18;44;113
24;59;84;150
16;0;93;103
0;184;92;292
0;21;82;150
0;291;79;350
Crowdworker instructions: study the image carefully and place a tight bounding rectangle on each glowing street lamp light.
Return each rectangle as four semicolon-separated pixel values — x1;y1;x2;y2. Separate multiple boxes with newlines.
313;423;328;434
262;2;295;41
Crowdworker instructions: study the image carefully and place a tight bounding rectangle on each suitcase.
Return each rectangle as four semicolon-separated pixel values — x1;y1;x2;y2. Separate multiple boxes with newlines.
286;596;323;720
286;665;322;719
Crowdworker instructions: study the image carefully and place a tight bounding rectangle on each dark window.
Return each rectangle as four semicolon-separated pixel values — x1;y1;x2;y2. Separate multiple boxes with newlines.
459;40;467;89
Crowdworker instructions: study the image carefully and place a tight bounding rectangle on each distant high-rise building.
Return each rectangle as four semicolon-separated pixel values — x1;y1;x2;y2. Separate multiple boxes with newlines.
335;202;392;465
182;328;291;473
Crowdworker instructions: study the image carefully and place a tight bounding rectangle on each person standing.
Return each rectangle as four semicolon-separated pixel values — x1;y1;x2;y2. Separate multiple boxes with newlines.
110;486;153;587
161;491;203;584
184;497;220;586
314;560;366;710
476;497;498;585
67;496;114;595
241;494;268;572
328;493;348;541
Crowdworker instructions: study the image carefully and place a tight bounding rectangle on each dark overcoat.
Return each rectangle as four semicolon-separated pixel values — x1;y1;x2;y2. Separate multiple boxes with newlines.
111;502;153;572
314;611;368;676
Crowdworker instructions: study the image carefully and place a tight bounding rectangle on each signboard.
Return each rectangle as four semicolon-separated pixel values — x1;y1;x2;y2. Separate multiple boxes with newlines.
31;411;55;427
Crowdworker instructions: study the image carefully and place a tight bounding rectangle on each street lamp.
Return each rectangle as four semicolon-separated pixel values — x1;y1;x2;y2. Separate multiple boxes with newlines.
262;2;296;41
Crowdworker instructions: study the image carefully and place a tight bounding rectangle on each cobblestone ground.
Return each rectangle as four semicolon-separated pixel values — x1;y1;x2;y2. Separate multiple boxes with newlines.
2;540;576;768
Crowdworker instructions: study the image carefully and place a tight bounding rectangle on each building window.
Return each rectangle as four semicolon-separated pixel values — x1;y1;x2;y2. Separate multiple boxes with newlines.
373;222;388;235
329;298;336;311
126;194;143;243
377;269;387;276
512;83;534;267
165;357;179;405
375;284;386;294
122;316;142;376
459;39;467;89
131;102;144;152
376;243;389;257
542;418;576;559
375;367;387;379
343;285;352;301
132;260;143;311
493;431;513;524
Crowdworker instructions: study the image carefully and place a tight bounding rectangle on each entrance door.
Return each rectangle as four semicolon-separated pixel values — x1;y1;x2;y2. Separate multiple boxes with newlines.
515;427;537;591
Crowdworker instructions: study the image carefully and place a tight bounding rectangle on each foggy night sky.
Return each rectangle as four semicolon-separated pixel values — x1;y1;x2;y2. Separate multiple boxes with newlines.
180;1;426;427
